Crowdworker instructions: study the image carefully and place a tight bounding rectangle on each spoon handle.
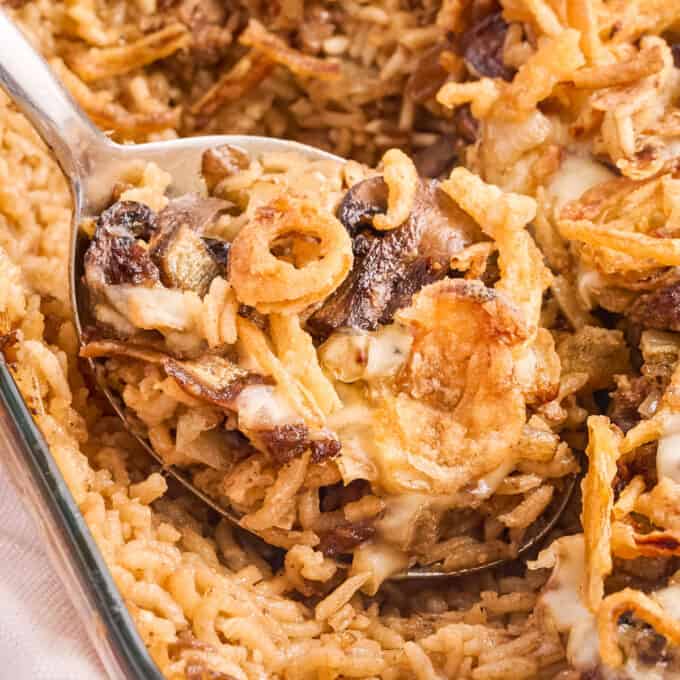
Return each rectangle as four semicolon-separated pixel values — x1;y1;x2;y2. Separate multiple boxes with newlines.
0;11;108;182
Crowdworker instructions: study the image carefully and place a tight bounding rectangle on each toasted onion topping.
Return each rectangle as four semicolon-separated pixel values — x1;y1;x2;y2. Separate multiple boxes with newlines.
239;19;341;81
372;150;418;231
229;195;353;314
598;588;680;668
66;24;190;82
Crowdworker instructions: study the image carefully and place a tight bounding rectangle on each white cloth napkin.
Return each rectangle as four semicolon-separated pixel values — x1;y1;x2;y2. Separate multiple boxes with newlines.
0;459;107;680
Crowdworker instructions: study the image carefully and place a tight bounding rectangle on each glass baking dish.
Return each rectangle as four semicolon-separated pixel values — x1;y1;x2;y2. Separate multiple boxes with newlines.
0;355;163;680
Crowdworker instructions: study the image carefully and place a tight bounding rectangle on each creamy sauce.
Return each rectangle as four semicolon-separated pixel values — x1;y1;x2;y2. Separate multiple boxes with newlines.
235;385;298;429
658;413;680;484
532;535;680;678
105;285;201;332
530;535;601;671
548;154;616;214
319;324;412;383
328;385;380;484
350;541;409;596
654;584;680;620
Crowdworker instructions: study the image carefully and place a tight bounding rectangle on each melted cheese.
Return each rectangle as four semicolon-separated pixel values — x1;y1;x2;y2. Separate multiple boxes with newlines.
654;584;680;620
657;413;680;484
532;536;680;678
530;535;601;671
319;324;412;383
350;541;410;596
235;385;298;429
548;154;616;214
328;385;380;484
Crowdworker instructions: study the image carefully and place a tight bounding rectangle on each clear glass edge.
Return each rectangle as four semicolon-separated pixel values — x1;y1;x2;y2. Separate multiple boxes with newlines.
0;357;163;680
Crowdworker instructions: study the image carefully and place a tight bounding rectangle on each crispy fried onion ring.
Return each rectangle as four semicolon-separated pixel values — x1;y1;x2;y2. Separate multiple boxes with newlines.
229;195;353;314
598;588;680;668
371;279;528;495
372;149;419;231
581;416;621;612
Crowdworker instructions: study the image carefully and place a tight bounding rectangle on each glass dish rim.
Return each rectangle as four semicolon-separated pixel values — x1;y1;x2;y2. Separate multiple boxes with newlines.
0;356;164;680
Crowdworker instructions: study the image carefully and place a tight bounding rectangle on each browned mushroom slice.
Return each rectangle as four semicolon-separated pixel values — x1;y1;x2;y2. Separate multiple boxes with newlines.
151;224;221;296
80;339;167;364
162;355;270;409
149;194;229;295
307;179;483;338
336;176;388;237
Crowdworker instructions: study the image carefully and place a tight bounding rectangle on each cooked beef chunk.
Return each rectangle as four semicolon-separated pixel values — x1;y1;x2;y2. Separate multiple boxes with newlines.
259;424;342;465
259;423;310;464
310;436;342;463
608;375;651;433
459;11;515;81
85;201;160;287
308;179;482;338
163;355;269;408
629;281;680;332
318;519;376;557
320;479;371;512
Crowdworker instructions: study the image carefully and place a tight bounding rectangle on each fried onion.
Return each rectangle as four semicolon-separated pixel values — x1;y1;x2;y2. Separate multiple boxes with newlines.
581;416;621;612
239;19;341;81
229;195;353;314
598;588;680;668
66;24;190;82
372;150;418;231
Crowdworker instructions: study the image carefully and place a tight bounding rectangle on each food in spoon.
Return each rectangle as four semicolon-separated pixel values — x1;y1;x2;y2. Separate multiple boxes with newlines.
4;1;680;678
80;147;576;587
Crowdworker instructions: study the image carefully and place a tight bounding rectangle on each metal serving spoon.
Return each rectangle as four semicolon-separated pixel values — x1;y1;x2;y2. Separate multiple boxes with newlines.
0;10;575;580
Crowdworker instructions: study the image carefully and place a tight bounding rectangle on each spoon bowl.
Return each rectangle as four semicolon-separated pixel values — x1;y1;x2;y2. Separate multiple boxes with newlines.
0;9;575;581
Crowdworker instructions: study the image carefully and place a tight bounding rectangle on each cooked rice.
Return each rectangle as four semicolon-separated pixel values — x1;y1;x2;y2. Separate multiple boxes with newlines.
2;0;680;678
